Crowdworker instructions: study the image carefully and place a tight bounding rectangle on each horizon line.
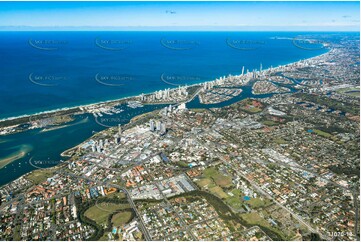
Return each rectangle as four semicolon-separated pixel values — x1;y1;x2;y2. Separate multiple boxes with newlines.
0;26;359;32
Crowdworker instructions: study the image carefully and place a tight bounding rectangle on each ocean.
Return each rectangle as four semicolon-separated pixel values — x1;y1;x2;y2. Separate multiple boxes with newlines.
0;31;329;119
0;31;332;186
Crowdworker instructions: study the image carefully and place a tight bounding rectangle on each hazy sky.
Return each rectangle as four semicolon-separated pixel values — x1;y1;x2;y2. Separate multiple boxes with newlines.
0;1;359;31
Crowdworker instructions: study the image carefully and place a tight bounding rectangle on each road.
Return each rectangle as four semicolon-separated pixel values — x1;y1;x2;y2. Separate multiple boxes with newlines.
153;181;197;241
194;128;331;240
57;170;153;241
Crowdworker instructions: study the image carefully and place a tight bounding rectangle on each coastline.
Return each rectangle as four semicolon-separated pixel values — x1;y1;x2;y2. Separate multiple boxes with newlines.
0;46;332;188
59;108;160;158
0;46;330;126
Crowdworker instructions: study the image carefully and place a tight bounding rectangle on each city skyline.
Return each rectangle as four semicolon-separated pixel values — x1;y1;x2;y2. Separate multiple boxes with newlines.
0;1;359;241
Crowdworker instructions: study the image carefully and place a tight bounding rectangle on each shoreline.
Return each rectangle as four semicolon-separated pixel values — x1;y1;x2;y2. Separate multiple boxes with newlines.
0;83;200;128
59;108;160;158
0;45;332;188
0;46;330;126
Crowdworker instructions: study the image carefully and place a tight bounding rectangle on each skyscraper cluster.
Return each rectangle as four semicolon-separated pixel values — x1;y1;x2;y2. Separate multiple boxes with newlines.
149;119;166;135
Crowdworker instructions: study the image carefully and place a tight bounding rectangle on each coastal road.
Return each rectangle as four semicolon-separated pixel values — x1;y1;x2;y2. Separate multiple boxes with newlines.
182;86;202;104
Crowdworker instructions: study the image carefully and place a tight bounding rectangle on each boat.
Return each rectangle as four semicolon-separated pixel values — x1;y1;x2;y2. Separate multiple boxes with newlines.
127;101;144;109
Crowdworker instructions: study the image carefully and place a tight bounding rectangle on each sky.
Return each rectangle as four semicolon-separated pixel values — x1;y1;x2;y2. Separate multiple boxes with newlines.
0;1;359;31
